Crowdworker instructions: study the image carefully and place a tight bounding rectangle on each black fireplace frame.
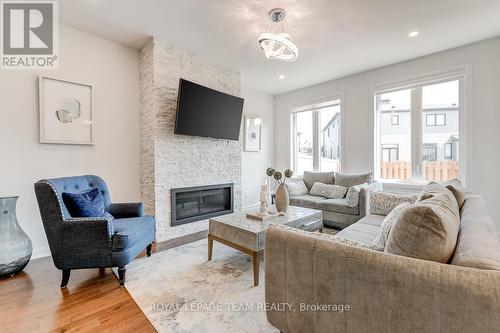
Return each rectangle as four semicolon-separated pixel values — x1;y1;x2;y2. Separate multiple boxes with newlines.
171;183;234;226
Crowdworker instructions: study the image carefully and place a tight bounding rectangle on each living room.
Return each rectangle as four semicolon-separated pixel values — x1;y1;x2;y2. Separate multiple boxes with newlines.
1;1;499;332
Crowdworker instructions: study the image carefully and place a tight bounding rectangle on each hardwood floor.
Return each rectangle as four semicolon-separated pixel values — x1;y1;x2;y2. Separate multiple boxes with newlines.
0;254;156;333
0;231;211;332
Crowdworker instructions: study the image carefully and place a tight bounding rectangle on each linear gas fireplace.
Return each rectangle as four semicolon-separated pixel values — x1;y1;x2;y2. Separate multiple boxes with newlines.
171;183;233;226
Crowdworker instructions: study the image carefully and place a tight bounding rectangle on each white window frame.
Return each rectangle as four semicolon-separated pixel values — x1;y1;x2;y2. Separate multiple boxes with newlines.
290;95;344;174
391;114;400;125
373;67;468;186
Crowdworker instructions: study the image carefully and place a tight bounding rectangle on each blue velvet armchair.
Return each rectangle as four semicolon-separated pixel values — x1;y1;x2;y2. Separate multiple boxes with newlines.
34;175;155;287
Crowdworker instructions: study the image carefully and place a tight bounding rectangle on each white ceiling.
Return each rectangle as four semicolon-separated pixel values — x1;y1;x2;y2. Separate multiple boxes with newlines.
59;0;500;95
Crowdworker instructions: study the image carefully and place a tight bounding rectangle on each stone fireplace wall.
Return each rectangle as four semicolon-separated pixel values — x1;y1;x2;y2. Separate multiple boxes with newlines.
139;39;242;242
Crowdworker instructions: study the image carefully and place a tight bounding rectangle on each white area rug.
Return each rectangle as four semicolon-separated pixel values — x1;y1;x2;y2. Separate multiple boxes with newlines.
121;239;278;333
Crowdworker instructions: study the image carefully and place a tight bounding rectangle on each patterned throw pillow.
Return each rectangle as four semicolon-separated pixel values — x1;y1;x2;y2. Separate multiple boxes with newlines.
372;203;411;251
369;192;418;216
345;182;384;207
284;179;309;196
309;182;348;199
345;183;367;207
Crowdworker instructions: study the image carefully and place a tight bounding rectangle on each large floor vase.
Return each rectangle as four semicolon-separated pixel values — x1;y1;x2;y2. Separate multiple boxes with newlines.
0;197;32;278
275;184;289;213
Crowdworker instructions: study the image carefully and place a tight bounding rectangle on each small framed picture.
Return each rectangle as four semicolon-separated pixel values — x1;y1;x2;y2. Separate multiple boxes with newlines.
39;76;94;145
244;117;262;152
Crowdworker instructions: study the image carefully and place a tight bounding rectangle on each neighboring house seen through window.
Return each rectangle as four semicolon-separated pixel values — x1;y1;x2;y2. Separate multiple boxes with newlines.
291;98;341;176
375;79;461;182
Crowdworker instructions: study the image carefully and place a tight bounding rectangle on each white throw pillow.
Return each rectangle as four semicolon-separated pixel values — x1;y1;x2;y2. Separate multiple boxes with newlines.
369;192;418;216
372;203;411;251
284;179;308;196
309;182;347;199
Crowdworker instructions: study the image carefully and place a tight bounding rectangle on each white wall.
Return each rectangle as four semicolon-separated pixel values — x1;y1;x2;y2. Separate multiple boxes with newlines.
0;26;141;258
241;86;274;209
274;37;500;228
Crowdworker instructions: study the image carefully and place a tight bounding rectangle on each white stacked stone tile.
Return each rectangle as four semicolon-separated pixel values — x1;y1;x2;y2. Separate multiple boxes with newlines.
140;39;242;242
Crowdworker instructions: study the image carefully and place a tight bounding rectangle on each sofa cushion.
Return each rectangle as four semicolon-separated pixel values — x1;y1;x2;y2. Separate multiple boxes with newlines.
309;182;347;199
372;203;411;251
273;224;377;250
62;187;106;218
451;195;500;270
369;192;417;216
334;172;373;188
336;221;381;245
284;179;308;196
289;194;325;209
112;216;156;250
385;182;460;263
317;198;359;215
302;171;334;190
442;179;466;210
356;214;385;228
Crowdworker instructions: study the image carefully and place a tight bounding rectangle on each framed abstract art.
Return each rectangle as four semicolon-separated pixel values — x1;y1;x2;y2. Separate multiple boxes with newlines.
39;76;94;145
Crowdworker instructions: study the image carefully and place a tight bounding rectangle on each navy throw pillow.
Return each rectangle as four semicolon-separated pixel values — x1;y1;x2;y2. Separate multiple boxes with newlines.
62;187;107;218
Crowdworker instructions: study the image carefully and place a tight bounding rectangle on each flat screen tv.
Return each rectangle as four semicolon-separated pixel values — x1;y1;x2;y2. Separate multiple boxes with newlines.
174;79;244;140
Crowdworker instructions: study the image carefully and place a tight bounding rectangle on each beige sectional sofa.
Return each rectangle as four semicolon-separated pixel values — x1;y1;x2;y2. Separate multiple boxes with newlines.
287;171;381;229
265;187;500;332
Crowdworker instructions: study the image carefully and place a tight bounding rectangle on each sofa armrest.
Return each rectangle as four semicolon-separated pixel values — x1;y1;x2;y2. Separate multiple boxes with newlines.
358;181;382;217
265;226;500;333
108;202;144;218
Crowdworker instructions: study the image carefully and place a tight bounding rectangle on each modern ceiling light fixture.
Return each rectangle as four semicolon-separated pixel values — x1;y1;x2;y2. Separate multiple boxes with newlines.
258;8;298;62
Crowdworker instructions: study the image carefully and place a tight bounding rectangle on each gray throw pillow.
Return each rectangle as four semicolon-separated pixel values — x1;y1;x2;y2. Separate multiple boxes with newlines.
334;172;373;188
309;182;347;199
303;171;335;190
284;179;308;196
369;192;418;216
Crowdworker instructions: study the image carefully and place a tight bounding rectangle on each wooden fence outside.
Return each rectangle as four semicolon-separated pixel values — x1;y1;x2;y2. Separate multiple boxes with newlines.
424;160;459;181
381;160;459;181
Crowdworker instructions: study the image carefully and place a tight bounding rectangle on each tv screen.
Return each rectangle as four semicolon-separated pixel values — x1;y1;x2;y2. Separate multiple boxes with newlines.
174;79;244;140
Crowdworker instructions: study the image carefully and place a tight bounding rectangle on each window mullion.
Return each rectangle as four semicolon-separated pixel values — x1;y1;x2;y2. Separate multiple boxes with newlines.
411;87;423;180
312;110;320;171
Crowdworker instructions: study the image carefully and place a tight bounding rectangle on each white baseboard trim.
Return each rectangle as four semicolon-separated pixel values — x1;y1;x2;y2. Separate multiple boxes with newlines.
32;246;51;259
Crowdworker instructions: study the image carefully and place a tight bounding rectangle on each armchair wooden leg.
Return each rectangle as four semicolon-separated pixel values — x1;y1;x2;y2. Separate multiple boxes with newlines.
118;267;126;286
146;243;152;257
61;269;71;288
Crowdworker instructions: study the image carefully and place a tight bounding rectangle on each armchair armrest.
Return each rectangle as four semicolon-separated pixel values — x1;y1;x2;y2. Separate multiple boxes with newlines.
64;216;114;238
108;202;144;218
52;217;114;268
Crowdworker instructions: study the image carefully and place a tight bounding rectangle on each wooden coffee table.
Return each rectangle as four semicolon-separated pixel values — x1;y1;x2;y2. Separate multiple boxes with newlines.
208;205;323;286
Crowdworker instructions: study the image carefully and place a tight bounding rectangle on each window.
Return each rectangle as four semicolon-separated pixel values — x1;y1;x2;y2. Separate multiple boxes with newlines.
391;114;399;125
426;113;446;126
375;79;461;182
291;98;341;175
444;143;453;159
422;144;438;161
382;144;399;162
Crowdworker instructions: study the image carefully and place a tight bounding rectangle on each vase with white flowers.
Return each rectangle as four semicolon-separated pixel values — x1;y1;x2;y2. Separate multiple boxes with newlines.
266;167;293;213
